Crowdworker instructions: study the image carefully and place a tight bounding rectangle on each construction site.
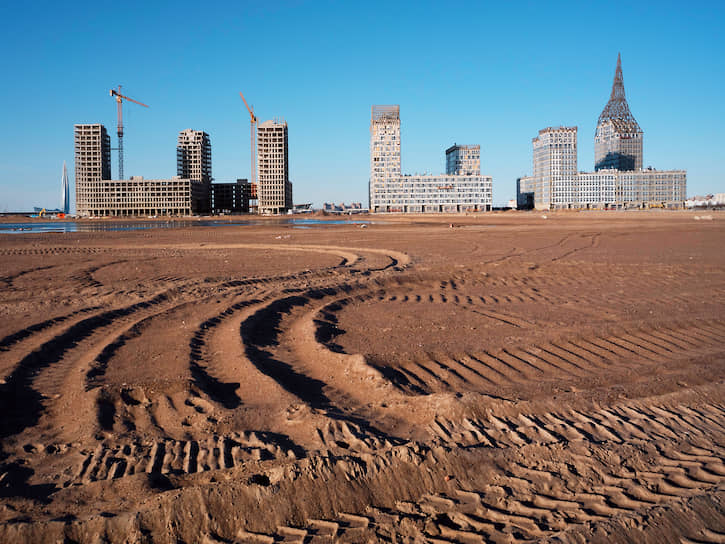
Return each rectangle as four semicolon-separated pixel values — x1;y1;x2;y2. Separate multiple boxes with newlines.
1;211;724;542
74;88;287;217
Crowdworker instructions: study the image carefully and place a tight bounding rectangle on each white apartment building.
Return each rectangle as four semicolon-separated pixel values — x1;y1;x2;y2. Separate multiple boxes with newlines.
532;126;578;209
257;119;292;214
369;105;492;213
374;174;492;213
446;144;480;175
370;105;402;212
526;126;686;210
74;124;111;216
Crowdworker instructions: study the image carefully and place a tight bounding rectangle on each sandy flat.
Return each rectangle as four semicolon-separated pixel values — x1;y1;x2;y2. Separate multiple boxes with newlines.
0;211;723;543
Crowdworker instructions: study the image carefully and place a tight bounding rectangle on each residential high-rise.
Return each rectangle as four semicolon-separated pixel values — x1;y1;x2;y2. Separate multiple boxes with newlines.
257;119;292;214
74;124;111;216
177;129;212;183
61;161;69;214
532;126;578;209
594;54;643;171
446;144;480;175
369;105;492;213
369;105;401;211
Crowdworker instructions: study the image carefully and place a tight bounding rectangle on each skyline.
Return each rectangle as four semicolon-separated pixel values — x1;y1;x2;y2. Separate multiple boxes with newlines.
1;1;724;211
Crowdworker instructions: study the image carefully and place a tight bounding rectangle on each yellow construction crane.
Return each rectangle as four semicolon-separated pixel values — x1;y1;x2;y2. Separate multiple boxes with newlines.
239;91;257;187
110;86;149;180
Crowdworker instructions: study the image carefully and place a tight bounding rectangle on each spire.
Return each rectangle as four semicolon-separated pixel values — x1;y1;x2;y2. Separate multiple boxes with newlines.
597;53;641;132
61;160;69;214
610;52;625;100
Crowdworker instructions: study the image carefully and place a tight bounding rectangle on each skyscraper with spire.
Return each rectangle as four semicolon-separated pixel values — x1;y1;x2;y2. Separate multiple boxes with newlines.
61;161;69;214
521;54;686;210
594;53;643;171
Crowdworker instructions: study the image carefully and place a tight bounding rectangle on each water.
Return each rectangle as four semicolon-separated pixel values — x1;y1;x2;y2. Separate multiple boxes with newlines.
0;218;375;234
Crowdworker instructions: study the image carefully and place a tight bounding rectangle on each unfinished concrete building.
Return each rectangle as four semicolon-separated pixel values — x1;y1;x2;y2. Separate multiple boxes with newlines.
257;119;292;214
74;124;111;216
446;144;480;175
177;129;211;214
81;176;202;216
74;123;211;217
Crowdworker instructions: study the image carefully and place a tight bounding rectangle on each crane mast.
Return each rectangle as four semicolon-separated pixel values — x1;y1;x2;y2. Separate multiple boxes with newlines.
239;91;257;187
109;86;149;180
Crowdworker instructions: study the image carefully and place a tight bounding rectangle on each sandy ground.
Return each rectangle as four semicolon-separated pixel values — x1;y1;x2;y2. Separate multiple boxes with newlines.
0;211;723;543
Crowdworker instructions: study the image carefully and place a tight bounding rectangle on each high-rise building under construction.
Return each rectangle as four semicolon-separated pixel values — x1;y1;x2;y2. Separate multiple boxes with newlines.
177;129;212;183
177;129;212;213
74;124;111;216
74;123;210;217
257;119;292;214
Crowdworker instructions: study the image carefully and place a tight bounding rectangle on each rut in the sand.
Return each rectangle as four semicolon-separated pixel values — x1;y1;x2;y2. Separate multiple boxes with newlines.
236;398;725;543
69;431;304;485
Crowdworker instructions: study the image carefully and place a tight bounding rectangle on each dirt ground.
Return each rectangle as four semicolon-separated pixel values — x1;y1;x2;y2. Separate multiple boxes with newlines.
0;211;723;543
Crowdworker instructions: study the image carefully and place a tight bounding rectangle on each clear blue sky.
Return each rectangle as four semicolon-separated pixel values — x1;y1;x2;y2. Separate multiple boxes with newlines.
1;0;723;211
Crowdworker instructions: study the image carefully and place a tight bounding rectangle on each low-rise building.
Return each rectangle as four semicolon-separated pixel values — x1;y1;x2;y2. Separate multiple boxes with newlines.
373;174;492;213
211;179;255;214
81;176;206;217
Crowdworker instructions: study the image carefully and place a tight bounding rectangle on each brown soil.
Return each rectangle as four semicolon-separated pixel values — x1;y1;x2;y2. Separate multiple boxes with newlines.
0;211;724;543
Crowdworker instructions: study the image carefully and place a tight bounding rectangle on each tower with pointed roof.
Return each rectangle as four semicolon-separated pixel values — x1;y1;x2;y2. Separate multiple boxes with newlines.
594;53;643;171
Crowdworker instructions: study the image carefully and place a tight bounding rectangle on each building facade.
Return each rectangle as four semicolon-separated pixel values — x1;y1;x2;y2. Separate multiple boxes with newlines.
177;129;212;182
75;123;212;216
74;123;111;216
177;129;211;213
594;54;643;171
78;176;202;216
369;105;492;213
516;176;535;209
532;126;578;209
369;105;402;212
520;55;686;210
446;144;480;175
211;179;254;214
257;119;292;214
373;174;492;213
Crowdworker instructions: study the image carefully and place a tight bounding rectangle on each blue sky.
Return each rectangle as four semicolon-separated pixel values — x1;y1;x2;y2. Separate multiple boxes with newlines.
1;0;723;211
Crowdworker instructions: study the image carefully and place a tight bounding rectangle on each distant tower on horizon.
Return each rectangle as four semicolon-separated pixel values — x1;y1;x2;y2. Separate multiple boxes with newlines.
594;53;643;171
257;119;292;214
61;161;69;214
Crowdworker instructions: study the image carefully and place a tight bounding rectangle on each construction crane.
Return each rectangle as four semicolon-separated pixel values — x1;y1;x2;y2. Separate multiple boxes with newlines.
109;86;149;180
239;91;257;187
